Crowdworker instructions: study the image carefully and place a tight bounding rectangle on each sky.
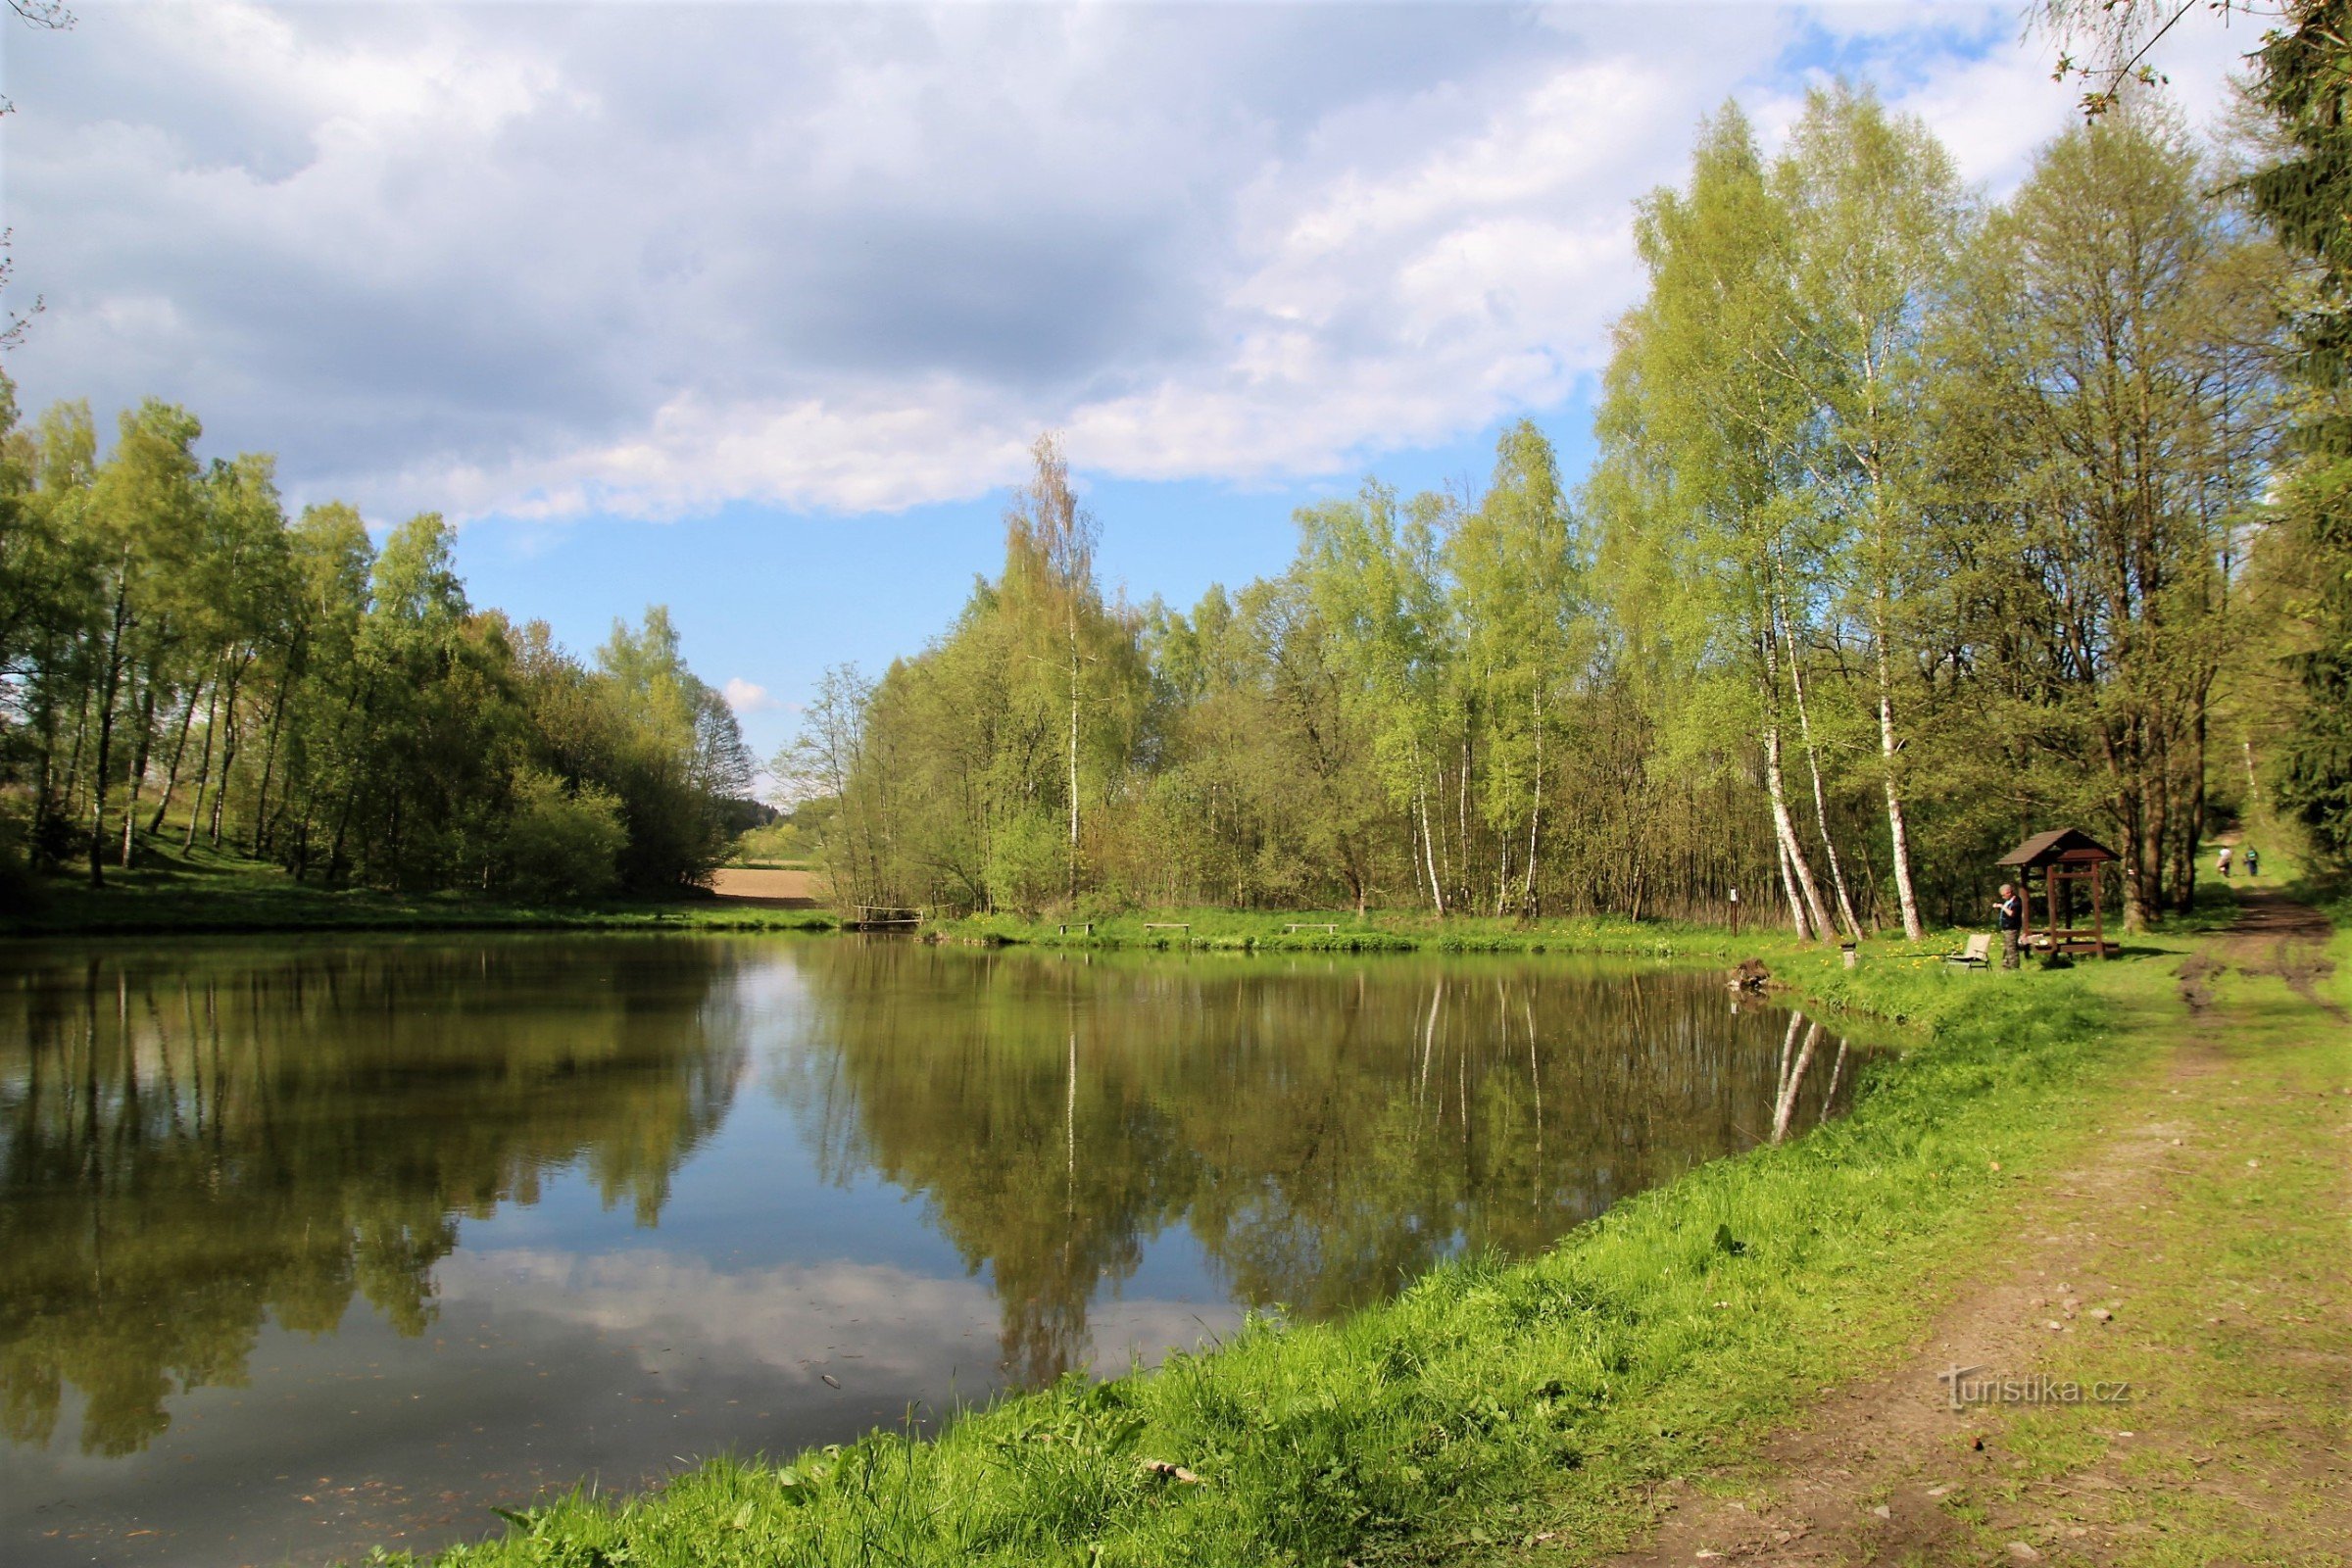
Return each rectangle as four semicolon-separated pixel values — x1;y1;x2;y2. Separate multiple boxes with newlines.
1;0;2255;772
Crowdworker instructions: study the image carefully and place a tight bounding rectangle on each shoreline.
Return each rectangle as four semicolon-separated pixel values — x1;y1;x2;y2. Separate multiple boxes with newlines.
0;904;841;939
0;877;839;940
1;877;1916;960
8;843;2246;956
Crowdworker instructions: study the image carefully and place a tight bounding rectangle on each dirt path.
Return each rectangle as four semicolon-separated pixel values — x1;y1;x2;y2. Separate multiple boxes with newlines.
2222;889;2348;1021
1592;899;2352;1567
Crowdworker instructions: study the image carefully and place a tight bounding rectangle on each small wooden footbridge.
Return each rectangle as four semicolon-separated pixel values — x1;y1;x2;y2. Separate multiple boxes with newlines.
846;905;924;932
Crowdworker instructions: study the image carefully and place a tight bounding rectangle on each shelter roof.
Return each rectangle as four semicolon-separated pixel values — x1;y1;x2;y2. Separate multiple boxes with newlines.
1996;827;2120;867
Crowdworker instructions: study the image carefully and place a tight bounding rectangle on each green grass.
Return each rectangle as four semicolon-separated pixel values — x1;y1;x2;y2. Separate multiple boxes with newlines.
2167;862;2250;933
2;838;838;938
355;944;2167;1568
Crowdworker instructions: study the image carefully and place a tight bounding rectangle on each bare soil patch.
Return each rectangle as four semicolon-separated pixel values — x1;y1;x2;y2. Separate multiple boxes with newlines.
2221;890;2346;1021
710;866;823;907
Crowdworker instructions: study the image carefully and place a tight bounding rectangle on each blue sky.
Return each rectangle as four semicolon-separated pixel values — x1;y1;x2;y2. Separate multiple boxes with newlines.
4;2;2248;771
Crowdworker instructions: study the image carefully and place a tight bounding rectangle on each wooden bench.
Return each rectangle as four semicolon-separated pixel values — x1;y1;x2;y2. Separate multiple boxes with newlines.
1142;922;1191;932
1056;922;1095;936
1285;922;1339;935
1942;932;1991;968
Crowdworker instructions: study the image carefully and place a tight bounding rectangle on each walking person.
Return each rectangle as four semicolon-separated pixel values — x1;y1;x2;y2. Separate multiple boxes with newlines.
1996;882;2024;970
2218;845;2233;879
2245;846;2261;880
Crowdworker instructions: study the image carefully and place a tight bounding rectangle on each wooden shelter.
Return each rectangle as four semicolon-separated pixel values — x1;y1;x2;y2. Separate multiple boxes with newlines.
1996;828;2121;958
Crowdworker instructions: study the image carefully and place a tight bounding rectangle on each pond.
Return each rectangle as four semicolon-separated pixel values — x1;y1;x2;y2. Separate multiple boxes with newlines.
0;934;1864;1566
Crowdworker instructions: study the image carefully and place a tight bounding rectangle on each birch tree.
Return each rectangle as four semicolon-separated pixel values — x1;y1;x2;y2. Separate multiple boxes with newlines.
1774;83;1971;939
1448;419;1584;914
1597;105;1838;938
1298;482;1455;913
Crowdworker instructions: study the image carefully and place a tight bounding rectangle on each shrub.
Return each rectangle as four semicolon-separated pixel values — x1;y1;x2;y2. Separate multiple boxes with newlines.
986;810;1068;915
497;770;626;903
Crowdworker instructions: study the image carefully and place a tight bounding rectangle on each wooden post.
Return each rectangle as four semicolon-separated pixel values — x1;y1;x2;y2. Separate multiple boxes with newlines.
2091;863;2106;957
1730;887;1740;938
2046;871;2059;955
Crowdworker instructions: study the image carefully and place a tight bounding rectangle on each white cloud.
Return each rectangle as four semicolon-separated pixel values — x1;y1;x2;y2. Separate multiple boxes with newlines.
437;1247;1236;1381
6;2;2258;522
721;676;777;714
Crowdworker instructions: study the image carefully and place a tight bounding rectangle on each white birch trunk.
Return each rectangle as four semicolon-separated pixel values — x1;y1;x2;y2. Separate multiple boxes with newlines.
1877;645;1925;940
1417;780;1446;917
1777;832;1810;937
1761;614;1835;939
1780;607;1860;940
1764;713;1833;940
1523;680;1543;911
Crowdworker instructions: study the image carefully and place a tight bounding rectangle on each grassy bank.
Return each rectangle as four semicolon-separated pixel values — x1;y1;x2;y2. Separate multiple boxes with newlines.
923;884;2242;956
362;939;2185;1567
1;841;838;938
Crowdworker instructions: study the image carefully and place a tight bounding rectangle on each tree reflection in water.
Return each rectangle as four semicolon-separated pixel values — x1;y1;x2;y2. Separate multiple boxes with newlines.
0;937;1854;1469
773;944;1857;1388
0;940;745;1456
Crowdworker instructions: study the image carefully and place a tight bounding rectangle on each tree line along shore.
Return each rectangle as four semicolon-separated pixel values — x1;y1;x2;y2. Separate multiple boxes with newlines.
9;85;2352;928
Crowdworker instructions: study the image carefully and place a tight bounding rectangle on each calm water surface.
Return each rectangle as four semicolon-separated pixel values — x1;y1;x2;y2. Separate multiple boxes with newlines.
0;935;1864;1566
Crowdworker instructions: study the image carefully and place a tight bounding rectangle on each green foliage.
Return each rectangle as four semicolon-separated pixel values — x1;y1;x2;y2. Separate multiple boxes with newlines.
2242;5;2352;871
2245;3;2352;411
591;607;754;893
0;392;754;906
786;437;1151;916
2266;459;2352;867
1949;113;2273;921
1448;417;1585;914
495;768;625;902
985;808;1069;916
729;815;805;863
0;799;35;912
